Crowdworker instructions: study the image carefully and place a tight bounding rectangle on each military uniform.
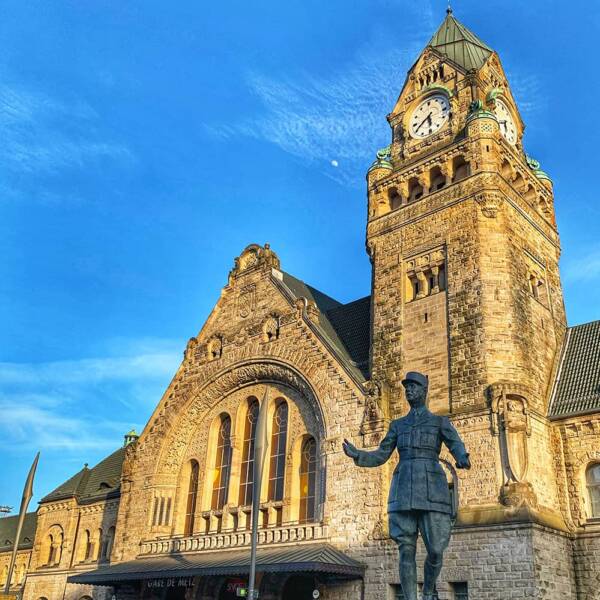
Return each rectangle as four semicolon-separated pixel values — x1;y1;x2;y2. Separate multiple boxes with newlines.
352;403;469;600
353;406;467;513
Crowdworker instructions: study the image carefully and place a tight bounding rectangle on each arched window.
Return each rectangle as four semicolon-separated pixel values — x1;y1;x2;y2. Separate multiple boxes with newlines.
429;166;446;192
211;415;233;510
452;156;470;182
44;528;63;566
184;460;200;536
299;437;317;524
46;534;55;565
408;177;424;202
388;187;402;211
586;464;600;518
268;401;288;502
239;398;259;506
1;565;7;586
83;529;93;561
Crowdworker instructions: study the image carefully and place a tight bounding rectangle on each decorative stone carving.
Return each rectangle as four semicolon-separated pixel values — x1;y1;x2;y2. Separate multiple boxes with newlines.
405;246;446;302
184;337;198;361
228;243;281;284
262;314;280;342
360;381;387;447
475;191;503;218
159;360;329;472
489;382;537;508
207;336;223;361
237;284;256;319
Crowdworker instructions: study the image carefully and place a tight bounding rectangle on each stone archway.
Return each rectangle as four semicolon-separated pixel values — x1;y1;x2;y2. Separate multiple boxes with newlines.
159;359;329;474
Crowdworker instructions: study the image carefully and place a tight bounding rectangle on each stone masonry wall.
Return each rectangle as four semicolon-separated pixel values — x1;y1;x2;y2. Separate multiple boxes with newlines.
402;287;449;414
352;523;577;600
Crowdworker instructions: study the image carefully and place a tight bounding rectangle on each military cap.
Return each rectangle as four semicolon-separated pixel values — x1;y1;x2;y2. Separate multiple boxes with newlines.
401;371;428;388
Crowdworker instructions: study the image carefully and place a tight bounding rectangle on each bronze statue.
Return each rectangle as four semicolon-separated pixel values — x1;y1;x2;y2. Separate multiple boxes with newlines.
343;372;471;600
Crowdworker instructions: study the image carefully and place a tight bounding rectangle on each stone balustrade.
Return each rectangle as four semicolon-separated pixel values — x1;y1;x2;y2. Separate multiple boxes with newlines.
139;522;328;556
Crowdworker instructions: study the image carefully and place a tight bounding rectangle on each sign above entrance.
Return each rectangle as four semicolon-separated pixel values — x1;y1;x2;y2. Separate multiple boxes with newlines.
145;577;194;588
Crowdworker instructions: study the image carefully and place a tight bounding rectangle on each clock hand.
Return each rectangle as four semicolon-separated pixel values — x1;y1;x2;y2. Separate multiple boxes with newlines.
415;111;433;132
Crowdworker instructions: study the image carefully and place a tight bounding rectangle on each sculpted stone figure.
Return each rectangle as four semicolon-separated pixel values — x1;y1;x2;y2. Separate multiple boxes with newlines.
343;372;471;600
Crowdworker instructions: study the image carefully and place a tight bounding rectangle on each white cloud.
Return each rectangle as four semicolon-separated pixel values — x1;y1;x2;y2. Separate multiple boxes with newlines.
563;249;600;283
0;403;129;451
0;338;181;452
0;82;134;180
205;29;430;187
506;72;545;117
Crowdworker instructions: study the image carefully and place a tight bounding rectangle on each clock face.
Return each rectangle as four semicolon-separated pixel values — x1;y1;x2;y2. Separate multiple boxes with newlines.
494;99;517;145
409;94;450;139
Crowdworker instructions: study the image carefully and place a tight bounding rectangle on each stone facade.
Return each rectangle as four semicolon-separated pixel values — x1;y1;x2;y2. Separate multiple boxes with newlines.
6;10;600;600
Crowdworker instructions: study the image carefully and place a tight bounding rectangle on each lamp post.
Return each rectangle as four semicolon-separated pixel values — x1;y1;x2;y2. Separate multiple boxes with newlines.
247;388;269;600
4;453;39;595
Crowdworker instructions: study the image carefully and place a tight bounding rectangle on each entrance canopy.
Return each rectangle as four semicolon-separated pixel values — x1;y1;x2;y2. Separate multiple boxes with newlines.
67;543;364;585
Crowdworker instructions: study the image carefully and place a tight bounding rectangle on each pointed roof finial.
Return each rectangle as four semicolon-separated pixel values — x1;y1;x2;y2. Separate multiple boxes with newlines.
447;1;453;15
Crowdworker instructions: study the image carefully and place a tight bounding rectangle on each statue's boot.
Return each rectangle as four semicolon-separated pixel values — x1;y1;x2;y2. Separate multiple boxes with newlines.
399;544;418;600
422;555;442;599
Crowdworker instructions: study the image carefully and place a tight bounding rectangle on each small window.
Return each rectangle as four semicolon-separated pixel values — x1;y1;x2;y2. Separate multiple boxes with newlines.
587;464;600;518
452;582;468;599
408;177;424;202
393;585;438;599
388;187;402;210
453;156;470;182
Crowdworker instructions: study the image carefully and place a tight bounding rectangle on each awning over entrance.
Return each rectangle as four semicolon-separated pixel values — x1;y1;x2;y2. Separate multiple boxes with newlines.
67;543;364;585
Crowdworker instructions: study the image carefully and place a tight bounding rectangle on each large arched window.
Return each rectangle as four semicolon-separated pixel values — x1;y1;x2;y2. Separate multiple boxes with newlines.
586;464;600;518
299;437;317;524
211;415;233;510
268;401;288;502
184;460;200;536
239;398;259;507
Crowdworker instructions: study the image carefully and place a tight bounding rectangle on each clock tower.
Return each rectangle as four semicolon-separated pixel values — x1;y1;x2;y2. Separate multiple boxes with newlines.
366;10;566;516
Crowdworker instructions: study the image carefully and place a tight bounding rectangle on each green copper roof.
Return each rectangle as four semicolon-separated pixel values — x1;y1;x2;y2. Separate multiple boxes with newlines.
428;11;493;72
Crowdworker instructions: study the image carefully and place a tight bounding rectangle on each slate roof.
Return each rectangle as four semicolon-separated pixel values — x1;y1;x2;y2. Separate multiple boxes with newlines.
41;447;126;505
68;543;364;585
0;512;37;552
549;320;600;418
427;11;493;72
325;296;371;372
281;273;371;380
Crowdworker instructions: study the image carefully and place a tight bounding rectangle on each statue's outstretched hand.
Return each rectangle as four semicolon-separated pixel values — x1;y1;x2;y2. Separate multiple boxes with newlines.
455;455;471;470
342;438;359;460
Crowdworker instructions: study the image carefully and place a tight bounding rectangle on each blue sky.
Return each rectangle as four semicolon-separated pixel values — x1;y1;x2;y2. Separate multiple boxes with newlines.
1;0;599;510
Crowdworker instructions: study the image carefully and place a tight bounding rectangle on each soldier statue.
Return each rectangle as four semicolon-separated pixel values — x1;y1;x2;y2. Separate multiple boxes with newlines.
343;372;471;600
